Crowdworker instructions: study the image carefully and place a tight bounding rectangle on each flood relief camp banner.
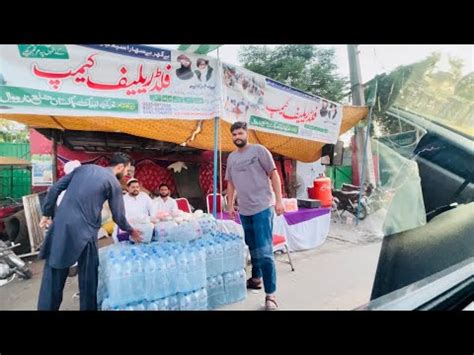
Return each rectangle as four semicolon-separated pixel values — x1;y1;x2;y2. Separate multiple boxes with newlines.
221;63;343;144
0;44;221;119
0;45;343;143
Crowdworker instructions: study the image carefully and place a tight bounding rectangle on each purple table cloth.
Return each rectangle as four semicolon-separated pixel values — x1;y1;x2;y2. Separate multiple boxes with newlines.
218;207;330;226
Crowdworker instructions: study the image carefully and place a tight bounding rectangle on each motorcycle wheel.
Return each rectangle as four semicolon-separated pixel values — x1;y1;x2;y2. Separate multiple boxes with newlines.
356;204;368;220
5;211;30;255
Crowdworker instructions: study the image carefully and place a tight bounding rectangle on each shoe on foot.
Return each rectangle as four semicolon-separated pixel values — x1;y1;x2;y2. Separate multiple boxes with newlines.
265;296;278;311
247;278;263;290
68;262;78;277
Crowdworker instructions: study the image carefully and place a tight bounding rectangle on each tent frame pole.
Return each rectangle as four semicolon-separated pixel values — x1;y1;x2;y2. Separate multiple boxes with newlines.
212;116;219;217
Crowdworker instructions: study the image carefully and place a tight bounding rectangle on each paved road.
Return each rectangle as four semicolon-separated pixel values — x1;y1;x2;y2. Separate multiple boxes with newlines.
0;236;382;311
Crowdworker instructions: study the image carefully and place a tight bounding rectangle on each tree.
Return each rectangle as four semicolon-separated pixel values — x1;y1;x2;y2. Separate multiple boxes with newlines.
455;72;474;101
239;45;348;102
0;119;29;143
364;52;473;137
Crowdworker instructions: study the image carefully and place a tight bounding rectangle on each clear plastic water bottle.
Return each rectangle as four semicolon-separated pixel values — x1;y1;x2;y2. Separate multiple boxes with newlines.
205;241;216;277
199;214;215;236
214;241;224;276
223;234;232;270
144;254;157;301
222;237;232;273
179;293;192;310
198;218;206;236
135;302;147;311
182;221;194;242
147;301;159;311
169;224;179;243
161;297;170;310
185;248;193;292
154;251;167;299
177;250;191;293
166;222;178;242
131;254;145;304
206;277;215;309
198;288;208;310
223;272;234;304
196;246;207;290
187;291;195;310
168;295;179;311
207;275;225;309
184;224;193;243
195;246;203;290
101;297;114;311
100;247;118;272
222;234;236;272
215;275;225;308
106;256;122;306
191;290;200;311
191;220;203;240
236;269;247;302
165;250;178;296
124;304;135;311
121;254;133;305
232;271;240;304
119;254;133;304
134;222;154;244
237;237;246;270
141;244;152;255
188;247;198;291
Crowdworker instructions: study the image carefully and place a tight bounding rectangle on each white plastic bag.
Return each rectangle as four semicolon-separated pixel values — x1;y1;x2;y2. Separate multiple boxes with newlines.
215;220;244;239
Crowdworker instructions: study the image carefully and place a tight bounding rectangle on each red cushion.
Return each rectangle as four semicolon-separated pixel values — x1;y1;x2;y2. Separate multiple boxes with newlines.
135;160;176;194
199;163;228;197
207;194;223;213
176;199;191;213
272;234;286;245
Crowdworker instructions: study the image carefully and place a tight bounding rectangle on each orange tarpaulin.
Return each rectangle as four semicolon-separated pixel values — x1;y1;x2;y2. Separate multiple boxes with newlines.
1;105;367;162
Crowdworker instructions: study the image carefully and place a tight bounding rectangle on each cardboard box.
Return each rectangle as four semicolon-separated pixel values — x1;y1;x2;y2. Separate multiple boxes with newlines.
297;199;322;209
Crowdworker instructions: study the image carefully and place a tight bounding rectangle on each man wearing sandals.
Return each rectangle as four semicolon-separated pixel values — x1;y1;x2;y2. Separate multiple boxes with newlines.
225;121;285;310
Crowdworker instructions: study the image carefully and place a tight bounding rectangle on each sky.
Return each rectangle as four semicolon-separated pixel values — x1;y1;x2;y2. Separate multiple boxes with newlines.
162;44;473;83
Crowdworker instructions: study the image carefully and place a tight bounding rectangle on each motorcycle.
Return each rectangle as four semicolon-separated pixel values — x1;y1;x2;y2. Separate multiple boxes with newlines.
0;240;32;282
341;183;395;214
332;188;368;220
341;182;374;196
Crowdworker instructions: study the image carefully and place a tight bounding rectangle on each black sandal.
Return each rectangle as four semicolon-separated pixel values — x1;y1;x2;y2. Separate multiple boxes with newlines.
68;262;78;277
247;278;263;290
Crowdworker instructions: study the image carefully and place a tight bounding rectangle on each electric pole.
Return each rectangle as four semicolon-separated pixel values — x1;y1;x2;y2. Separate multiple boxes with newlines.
347;45;376;186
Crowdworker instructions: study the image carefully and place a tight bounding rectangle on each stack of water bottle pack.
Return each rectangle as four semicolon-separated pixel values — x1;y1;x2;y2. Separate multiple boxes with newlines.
153;211;218;243
98;229;247;310
193;233;247;309
123;211;219;245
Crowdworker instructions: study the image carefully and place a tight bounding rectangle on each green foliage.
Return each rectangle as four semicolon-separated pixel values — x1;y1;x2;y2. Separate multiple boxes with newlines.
239;45;348;102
